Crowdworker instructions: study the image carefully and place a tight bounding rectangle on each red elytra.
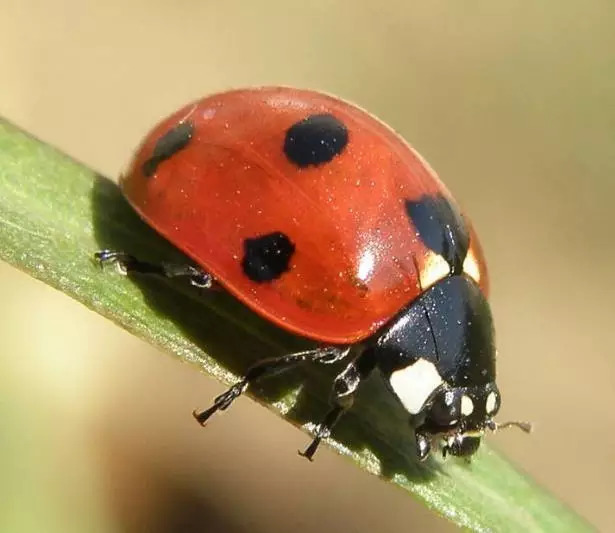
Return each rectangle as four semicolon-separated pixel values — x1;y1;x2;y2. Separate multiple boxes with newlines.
121;87;488;344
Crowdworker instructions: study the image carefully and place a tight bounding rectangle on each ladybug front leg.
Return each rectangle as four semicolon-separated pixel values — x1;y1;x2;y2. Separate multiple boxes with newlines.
192;346;351;425
94;250;212;288
299;350;376;461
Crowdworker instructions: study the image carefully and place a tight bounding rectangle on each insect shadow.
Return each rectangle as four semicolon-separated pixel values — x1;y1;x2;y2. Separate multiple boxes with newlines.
90;175;443;483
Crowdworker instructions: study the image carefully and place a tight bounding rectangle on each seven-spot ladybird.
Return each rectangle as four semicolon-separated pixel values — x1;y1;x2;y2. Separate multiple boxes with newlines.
96;87;530;461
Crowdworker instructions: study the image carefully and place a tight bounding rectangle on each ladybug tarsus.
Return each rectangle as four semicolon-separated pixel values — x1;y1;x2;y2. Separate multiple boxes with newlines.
299;404;345;461
298;438;319;462
193;381;248;425
95;250;212;288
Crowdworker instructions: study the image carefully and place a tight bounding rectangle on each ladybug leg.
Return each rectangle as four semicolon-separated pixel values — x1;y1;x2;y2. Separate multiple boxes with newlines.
94;250;212;288
299;350;376;461
192;346;351;425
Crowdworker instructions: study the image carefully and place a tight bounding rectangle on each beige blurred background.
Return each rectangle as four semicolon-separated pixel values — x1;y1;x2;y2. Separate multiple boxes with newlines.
1;1;613;531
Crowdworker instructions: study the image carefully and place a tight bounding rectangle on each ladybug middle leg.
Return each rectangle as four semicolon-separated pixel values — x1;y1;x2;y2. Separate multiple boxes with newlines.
193;346;351;425
299;349;377;461
94;250;213;288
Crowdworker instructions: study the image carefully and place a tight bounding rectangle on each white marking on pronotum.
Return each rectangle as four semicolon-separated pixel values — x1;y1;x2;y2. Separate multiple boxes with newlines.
419;251;450;289
485;391;498;414
462;248;481;284
461;395;474;416
389;359;443;415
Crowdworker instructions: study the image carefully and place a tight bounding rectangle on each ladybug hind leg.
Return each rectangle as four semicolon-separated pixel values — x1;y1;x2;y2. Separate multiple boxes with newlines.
94;250;213;288
193;346;350;425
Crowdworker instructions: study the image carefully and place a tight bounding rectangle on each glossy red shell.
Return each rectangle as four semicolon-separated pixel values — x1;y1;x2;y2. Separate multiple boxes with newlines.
121;87;488;344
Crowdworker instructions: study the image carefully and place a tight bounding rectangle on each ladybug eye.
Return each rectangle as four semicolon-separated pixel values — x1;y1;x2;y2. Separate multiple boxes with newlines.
430;391;460;426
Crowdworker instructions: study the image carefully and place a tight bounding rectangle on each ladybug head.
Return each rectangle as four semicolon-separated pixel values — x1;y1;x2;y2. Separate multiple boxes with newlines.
413;385;531;460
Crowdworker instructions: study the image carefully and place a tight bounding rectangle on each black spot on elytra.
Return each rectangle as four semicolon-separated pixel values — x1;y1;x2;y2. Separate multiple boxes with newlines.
284;114;348;167
142;121;194;177
242;232;295;282
405;194;469;274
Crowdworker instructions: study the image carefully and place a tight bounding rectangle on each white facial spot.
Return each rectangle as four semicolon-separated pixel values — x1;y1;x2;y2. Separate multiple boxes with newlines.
462;248;481;284
419;251;450;289
486;391;498;414
461;395;474;416
389;359;443;415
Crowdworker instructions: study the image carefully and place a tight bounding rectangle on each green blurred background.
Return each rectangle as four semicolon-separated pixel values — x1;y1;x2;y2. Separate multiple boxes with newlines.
1;1;613;531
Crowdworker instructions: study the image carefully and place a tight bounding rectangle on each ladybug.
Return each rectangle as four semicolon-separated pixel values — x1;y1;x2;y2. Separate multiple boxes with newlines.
97;87;530;460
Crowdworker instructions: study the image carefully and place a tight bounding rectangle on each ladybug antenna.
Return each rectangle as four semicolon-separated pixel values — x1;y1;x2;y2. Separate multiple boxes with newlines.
487;420;533;434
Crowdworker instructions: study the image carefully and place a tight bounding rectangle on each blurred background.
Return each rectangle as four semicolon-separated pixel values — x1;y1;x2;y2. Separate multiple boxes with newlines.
1;1;613;531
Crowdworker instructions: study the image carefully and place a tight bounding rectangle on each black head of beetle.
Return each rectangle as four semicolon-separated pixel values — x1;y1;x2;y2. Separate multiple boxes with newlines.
370;275;530;460
412;383;502;459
